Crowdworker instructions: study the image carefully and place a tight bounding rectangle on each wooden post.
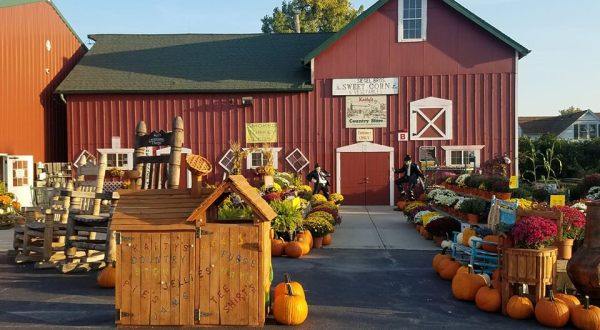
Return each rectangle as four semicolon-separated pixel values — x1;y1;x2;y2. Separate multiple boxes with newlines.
191;173;203;197
58;181;73;245
92;154;107;216
134;120;147;190
168;116;184;189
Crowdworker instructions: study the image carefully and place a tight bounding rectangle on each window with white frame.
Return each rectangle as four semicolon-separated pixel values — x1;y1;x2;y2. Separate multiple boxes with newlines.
574;123;599;140
245;148;282;170
398;0;427;42
410;97;453;140
286;148;309;172
219;149;235;173
97;149;134;170
442;145;484;167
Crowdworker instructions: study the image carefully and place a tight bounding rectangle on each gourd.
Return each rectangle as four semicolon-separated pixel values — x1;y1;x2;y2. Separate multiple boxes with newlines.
468;236;483;249
273;284;309;325
481;235;500;252
571;295;600;330
271;238;286;257
274;273;305;300
438;258;461;280
97;264;116;288
285;242;304;258
462;226;477;246
535;288;570;328
507;284;534;320
433;248;451;273
554;285;580;313
441;239;453;249
475;284;502;312
452;264;487;301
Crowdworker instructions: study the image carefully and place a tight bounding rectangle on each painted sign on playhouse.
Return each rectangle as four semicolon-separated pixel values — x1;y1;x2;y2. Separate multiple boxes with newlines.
345;95;387;128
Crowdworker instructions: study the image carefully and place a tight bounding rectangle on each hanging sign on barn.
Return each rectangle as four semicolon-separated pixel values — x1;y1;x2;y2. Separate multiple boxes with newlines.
245;122;278;143
332;77;398;95
345;95;387;128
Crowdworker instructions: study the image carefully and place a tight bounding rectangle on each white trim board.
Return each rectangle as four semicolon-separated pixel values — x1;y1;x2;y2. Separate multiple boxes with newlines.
336;142;394;206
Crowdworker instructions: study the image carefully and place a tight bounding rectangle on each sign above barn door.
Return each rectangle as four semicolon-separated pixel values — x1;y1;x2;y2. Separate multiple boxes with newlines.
332;77;398;96
409;97;453;140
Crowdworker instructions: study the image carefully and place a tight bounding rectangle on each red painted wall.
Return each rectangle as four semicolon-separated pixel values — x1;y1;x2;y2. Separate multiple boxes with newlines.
65;0;517;190
0;2;86;161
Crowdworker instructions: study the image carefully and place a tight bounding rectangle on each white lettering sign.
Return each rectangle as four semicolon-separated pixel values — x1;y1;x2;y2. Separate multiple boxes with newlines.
332;77;398;96
346;96;387;128
356;129;374;142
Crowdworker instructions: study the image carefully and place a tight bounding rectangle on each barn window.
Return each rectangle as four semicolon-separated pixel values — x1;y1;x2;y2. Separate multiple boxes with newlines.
442;145;484;168
97;150;134;170
286;148;309;172
244;148;282;170
219;149;235;173
399;0;427;42
409;97;453;140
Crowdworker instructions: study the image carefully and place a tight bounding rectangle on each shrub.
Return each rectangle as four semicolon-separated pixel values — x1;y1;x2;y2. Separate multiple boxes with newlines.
492;179;511;193
458;198;486;215
531;188;550;203
511;187;532;199
465;175;485;189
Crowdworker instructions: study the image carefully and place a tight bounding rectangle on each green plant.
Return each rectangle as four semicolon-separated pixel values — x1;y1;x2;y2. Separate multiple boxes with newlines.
459;198;486;215
311;194;327;205
270;199;303;233
511;187;532;199
307;211;336;226
531;188;550;203
217;203;253;219
465;175;484;189
492;179;511;193
303;217;334;237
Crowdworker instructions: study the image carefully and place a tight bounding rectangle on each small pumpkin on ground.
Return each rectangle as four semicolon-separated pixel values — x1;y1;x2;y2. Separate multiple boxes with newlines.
438;258;461;280
452;264;487;301
571;295;600;330
271;238;286;257
481;235;500;252
475;284;501;312
554;285;581;313
97;264;116;288
535;288;570;328
507;284;534;320
274;273;305;300
296;236;311;255
285;241;304;258
432;248;451;273
273;283;308;325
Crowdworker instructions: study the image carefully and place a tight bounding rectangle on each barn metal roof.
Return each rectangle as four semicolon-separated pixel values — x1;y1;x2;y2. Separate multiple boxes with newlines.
302;0;531;65
56;33;332;94
0;0;84;45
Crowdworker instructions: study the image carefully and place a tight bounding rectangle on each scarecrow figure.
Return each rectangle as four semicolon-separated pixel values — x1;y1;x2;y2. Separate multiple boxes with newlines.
306;163;330;199
394;155;424;200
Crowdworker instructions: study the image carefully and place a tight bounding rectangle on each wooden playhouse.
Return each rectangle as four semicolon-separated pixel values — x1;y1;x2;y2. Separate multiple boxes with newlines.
110;175;275;327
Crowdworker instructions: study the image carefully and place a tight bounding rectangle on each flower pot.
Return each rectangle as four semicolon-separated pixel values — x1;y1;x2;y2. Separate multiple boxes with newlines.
416;224;422;233
396;200;408;210
555;238;574;260
466;213;479;224
568;201;600;302
313;236;324;249
433;235;444;246
495;192;512;200
322;233;332;246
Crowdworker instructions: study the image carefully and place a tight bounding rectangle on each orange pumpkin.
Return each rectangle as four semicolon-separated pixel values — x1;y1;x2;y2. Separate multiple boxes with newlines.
555;286;581;313
273;283;308;325
271;238;286;257
432;248;451;273
507;284;534;320
322;233;332;246
475;285;501;312
296;236;311;255
285;242;304;258
452;265;487;301
274;273;305;300
438;259;461;280
481;235;500;252
571;295;600;330
303;230;314;248
535;289;570;328
97;264;116;288
462;226;477;246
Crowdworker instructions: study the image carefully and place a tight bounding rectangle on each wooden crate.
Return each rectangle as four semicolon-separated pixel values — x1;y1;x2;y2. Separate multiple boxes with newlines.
501;247;557;314
111;175;275;327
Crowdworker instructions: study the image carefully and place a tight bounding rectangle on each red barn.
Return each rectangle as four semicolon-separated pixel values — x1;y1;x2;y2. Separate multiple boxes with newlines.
0;0;86;161
56;0;529;205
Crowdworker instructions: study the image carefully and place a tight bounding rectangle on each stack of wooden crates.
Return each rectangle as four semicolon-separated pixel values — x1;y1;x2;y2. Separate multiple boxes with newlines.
110;175;275;327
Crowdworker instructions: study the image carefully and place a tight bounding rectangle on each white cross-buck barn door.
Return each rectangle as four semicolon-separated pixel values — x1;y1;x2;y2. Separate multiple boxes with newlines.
410;97;453;140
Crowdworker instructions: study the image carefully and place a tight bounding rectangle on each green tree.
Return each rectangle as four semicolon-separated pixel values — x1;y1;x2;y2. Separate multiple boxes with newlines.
261;0;365;33
559;106;583;116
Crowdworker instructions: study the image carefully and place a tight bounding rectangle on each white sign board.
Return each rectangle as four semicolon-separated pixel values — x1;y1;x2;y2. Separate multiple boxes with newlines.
345;96;387;128
356;129;374;142
333;77;398;96
398;131;409;141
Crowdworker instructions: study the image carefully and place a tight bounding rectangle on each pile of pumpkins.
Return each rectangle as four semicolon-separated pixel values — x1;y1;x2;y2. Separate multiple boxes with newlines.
454;225;500;253
272;274;309;325
432;250;600;329
271;230;331;258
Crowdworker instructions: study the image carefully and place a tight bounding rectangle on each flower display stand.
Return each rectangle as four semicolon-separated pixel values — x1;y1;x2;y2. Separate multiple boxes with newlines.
501;247;557;315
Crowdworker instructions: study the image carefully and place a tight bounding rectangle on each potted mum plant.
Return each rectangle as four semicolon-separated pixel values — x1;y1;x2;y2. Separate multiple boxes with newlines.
492;178;512;200
425;216;462;246
458;198;486;224
552;205;586;259
303;216;334;248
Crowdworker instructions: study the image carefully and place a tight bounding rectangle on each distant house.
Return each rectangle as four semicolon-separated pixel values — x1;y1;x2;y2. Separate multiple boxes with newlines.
519;110;600;140
0;0;86;161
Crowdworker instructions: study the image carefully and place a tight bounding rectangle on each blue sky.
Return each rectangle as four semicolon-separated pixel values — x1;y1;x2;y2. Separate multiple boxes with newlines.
53;0;600;116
